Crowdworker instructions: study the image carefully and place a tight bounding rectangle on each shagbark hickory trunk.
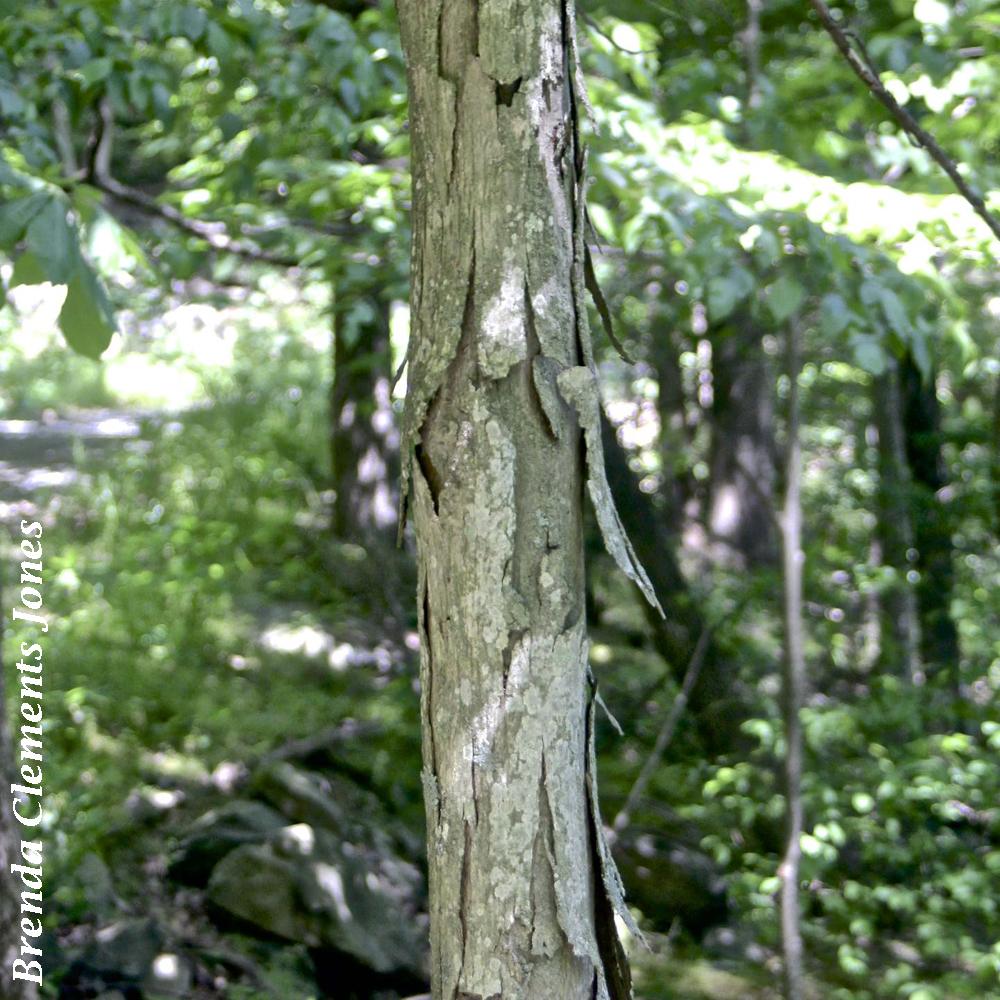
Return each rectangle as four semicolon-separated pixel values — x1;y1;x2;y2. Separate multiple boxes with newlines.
396;3;658;998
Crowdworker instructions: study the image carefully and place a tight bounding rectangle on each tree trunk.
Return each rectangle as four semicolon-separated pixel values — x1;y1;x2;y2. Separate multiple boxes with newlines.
708;314;778;567
779;329;805;1000
899;355;959;686
397;4;653;998
330;289;399;542
651;328;693;528
872;364;922;681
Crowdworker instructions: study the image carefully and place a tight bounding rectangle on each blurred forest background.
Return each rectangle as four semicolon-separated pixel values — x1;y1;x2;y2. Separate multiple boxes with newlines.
2;0;1000;998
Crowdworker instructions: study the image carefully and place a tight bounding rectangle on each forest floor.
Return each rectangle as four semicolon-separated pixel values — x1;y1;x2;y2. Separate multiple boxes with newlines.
5;315;990;1000
0;403;795;1000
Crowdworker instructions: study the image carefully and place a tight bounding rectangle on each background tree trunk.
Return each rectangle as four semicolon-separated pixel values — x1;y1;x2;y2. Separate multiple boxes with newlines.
397;4;648;998
652;328;693;528
899;355;959;687
708;315;778;567
779;329;805;1000
600;411;747;756
330;289;399;542
872;364;922;681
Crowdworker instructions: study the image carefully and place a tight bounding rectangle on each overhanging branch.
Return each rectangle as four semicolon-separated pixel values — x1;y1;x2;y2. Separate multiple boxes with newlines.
90;100;300;269
809;0;1000;244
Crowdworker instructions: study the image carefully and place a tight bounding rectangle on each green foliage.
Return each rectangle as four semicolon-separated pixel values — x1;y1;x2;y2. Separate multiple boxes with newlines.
3;296;418;924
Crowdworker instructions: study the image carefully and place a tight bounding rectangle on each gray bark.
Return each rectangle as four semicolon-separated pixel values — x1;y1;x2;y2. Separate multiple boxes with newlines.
396;3;654;998
779;329;805;1000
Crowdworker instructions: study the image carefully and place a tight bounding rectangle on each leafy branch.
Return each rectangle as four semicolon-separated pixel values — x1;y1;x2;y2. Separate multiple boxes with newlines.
808;0;1000;244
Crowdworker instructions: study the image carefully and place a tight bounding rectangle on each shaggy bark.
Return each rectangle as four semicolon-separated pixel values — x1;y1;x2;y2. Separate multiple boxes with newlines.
396;3;655;998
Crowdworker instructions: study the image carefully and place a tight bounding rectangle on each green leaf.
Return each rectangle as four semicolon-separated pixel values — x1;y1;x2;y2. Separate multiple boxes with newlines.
152;83;175;128
0;191;48;247
87;209;141;273
0;82;25;116
218;112;245;142
338;78;361;117
819;293;850;338
72;184;105;224
127;70;151;113
851;336;887;376
879;287;912;338
910;329;932;380
859;280;882;309
707;266;753;323
25;196;76;284
288;4;316;30
206;22;237;74
766;274;806;324
852;791;875;813
79;58;114;88
58;264;116;359
9;251;47;289
0;157;21;187
179;6;207;41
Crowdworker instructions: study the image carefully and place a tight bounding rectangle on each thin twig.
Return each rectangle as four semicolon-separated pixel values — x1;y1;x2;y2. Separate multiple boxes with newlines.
608;624;714;844
581;12;658;55
91;101;301;268
808;0;1000;244
93;174;302;268
254;719;381;769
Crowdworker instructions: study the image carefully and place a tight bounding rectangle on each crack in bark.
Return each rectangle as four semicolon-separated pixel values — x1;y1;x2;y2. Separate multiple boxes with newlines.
501;628;528;695
495;76;523;106
470;755;479;825
421;577;440;807
414;250;479;515
523;286;562;444
531;751;570;960
415;442;444;513
456;819;474;998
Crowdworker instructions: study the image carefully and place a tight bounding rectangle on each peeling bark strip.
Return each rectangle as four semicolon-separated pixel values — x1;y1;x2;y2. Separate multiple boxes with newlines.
396;3;655;998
